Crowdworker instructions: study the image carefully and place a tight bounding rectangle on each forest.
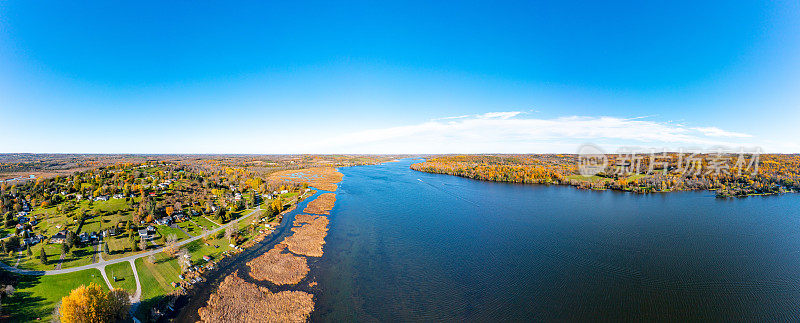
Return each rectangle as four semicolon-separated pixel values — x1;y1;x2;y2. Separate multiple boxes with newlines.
411;154;800;197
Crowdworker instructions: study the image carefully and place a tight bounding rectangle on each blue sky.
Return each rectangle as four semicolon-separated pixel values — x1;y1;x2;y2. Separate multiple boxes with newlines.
1;0;798;153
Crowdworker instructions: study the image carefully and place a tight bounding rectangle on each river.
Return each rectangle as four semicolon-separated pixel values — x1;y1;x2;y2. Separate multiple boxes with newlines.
180;158;800;321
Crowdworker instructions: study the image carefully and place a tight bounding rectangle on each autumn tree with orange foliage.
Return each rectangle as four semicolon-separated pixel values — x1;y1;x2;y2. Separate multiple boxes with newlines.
59;283;130;323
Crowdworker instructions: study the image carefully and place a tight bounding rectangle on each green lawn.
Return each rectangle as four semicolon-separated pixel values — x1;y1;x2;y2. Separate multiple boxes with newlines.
184;238;233;264
134;254;181;321
58;244;96;269
178;221;202;236
279;192;298;199
11;244;64;271
155;225;189;243
2;268;106;322
105;261;136;292
191;216;219;230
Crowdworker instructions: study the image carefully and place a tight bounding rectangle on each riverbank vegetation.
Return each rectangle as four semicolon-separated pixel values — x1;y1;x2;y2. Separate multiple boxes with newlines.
201;174;340;322
269;167;344;192
411;154;800;197
282;214;330;258
246;244;309;285
198;273;314;323
303;193;336;215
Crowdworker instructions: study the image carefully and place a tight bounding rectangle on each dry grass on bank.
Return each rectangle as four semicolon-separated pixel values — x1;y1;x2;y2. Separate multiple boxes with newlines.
303;193;336;215
269;167;343;191
281;215;329;257
247;244;309;285
198;273;314;323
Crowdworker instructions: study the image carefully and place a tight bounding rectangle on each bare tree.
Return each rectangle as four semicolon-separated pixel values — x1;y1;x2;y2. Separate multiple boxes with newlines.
139;238;148;251
225;221;237;243
164;234;178;254
176;248;191;271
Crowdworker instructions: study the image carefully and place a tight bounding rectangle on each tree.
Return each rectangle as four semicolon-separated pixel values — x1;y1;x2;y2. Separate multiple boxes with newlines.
59;283;130;323
39;247;47;265
225;221;237;243
26;244;31;257
176;248;191;271
104;242;110;255
164;233;178;254
139;238;147;251
4;236;19;253
165;206;174;217
65;231;76;248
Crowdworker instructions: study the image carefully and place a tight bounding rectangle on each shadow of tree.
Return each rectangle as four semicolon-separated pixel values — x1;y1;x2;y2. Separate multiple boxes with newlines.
2;275;49;321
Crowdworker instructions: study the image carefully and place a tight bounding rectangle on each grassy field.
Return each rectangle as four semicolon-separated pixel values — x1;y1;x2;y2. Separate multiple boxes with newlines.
105;261;136;292
2;244;65;271
192;215;219;230
134;253;181;321
2;269;106;322
155;225;189;243
57;244;96;269
177;221;202;236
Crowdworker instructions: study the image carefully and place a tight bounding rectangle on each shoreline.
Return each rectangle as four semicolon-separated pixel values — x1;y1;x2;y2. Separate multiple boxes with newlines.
179;167;342;322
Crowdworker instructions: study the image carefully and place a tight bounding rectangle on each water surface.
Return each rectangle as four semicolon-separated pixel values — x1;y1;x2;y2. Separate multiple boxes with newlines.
310;159;800;321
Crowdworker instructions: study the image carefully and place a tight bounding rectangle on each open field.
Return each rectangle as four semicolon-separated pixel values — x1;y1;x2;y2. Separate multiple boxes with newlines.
1;269;106;322
105;261;136;292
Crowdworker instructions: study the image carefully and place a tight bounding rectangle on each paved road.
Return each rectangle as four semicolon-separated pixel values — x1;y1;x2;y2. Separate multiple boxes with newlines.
0;207;260;276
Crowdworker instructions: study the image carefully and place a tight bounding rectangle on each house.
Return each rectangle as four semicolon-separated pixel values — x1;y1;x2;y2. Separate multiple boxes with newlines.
51;231;68;244
234;193;242;200
264;194;274;200
17;211;28;217
17;216;29;224
95;195;109;201
138;229;152;240
112;194;124;199
23;234;42;246
202;255;212;262
79;232;90;243
280;190;289;194
156;217;172;226
173;212;187;222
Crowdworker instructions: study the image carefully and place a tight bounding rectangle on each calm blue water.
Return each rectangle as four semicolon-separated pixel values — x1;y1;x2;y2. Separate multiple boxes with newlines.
309;159;800;321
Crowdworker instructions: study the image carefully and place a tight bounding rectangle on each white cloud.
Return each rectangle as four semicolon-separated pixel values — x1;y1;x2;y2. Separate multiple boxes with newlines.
692;127;752;138
305;112;761;153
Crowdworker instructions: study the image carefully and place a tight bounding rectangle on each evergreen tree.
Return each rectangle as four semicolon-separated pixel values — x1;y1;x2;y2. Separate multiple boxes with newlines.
39;247;47;265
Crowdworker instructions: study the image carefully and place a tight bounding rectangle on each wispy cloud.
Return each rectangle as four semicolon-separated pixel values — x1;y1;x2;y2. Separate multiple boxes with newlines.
306;112;761;153
692;127;752;138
